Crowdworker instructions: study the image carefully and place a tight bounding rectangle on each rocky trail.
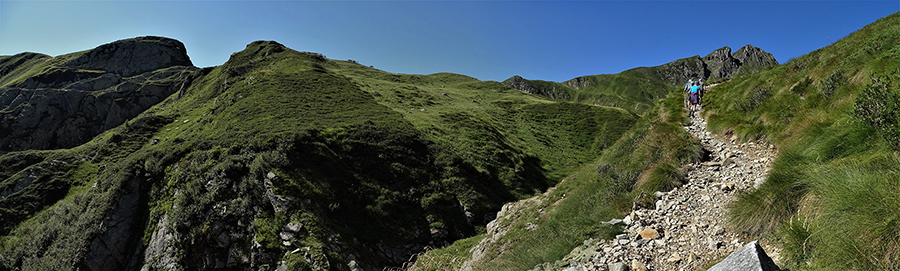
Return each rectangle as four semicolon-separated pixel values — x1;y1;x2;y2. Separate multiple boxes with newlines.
544;115;781;271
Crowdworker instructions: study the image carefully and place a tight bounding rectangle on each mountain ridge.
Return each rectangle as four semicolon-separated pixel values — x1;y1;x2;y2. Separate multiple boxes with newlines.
502;45;778;114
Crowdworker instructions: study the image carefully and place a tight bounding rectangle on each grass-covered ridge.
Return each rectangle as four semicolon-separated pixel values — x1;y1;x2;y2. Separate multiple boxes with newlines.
703;12;900;270
411;80;701;270
502;70;671;115
0;40;641;270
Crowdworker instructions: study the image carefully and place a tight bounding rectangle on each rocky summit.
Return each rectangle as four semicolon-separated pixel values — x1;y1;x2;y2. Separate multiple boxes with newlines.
703;45;778;80
0;36;196;153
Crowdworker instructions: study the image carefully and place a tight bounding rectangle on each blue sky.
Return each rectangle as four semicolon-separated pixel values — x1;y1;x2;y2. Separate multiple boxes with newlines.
1;1;897;82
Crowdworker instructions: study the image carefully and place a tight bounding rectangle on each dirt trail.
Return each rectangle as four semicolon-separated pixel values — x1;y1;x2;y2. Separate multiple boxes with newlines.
546;115;780;271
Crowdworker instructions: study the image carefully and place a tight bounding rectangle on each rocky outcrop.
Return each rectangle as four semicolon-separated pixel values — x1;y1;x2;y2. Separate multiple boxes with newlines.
462;189;552;271
504;75;538;94
61;36;192;77
503;75;571;100
140;215;182;271
565;76;594;90
84;176;143;271
703;46;743;80
654;56;709;85
0;36;197;153
702;45;779;80
733;45;779;75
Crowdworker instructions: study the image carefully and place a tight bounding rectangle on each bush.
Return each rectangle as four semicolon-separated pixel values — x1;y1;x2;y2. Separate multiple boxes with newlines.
735;86;771;112
855;72;900;149
819;70;844;98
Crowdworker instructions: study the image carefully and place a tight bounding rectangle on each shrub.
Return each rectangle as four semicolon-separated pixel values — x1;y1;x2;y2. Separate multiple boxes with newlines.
819;70;844;98
855;72;900;149
735;87;771;112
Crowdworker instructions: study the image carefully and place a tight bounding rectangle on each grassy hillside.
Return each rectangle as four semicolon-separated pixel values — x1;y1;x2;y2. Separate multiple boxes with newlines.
566;68;675;113
504;55;708;116
702;12;900;270
503;71;671;115
0;40;640;270
411;79;701;270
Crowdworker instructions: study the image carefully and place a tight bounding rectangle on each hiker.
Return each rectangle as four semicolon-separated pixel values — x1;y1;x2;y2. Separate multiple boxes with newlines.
697;78;705;110
689;82;701;117
683;79;693;110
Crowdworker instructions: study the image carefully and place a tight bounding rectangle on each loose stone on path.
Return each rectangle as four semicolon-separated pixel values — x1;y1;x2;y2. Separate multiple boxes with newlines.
539;115;781;271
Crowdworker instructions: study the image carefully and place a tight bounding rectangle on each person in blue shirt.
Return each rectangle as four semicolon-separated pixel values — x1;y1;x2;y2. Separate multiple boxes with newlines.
689;82;701;117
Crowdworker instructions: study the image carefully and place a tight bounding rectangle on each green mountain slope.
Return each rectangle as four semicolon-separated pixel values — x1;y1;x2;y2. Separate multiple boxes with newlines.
702;12;900;270
412;71;702;271
0;40;639;270
503;45;778;115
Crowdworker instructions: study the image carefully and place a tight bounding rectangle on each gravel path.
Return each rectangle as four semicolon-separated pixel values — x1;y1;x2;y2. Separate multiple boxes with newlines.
548;115;780;271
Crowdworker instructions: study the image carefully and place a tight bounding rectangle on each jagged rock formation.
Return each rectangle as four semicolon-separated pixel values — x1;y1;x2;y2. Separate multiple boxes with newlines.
654;56;709;86
0;36;197;153
565;76;594;90
503;75;536;93
502;75;572;100
703;45;780;80
732;45;780;75
703;47;743;80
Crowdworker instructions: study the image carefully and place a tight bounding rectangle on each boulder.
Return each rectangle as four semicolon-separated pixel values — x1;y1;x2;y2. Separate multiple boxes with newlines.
707;240;781;271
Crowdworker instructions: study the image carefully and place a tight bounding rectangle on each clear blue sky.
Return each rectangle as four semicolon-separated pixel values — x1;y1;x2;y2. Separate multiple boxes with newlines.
1;1;897;82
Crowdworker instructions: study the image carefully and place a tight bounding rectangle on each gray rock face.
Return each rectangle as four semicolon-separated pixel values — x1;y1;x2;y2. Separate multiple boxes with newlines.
140;215;181;271
733;45;779;74
86;176;143;271
62;36;193;77
0;36;198;153
703;46;743;80
701;45;779;80
707;240;781;271
502;75;571;100
565;76;594;90
656;56;709;85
